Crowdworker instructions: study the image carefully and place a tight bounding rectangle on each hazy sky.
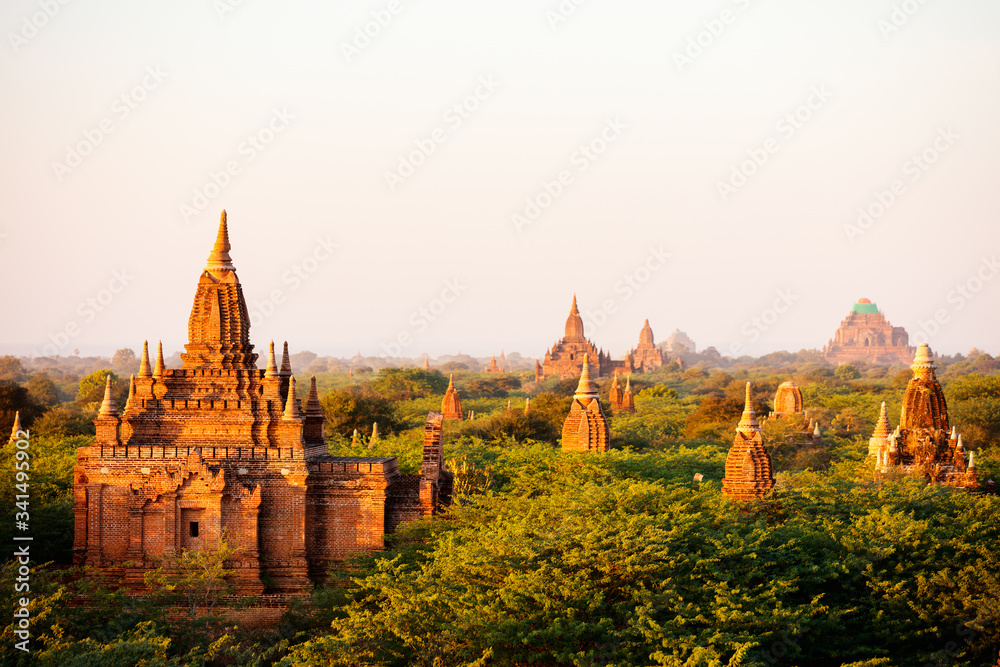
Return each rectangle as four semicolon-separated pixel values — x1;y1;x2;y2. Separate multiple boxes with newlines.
2;0;998;360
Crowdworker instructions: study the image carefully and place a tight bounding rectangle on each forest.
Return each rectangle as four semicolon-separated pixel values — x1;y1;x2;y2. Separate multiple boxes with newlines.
1;349;999;667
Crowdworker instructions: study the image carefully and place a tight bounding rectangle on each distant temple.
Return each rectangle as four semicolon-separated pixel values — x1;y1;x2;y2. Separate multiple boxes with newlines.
441;374;463;421
824;298;913;365
629;320;664;373
540;296;664;380
722;383;775;502
773;381;803;417
561;355;611;453
662;328;696;354
609;373;624;413
74;213;452;594
871;344;977;489
483;354;504;373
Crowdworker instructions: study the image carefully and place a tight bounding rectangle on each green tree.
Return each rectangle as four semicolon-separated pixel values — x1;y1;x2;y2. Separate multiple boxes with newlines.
835;364;861;381
144;535;239;622
33;406;95;437
0;355;27;382
26;373;61;406
370;368;448;401
322;386;401;437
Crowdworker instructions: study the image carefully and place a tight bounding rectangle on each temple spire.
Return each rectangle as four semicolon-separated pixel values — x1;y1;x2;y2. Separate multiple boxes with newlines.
153;342;165;377
524;396;530;415
10;411;22;443
98;375;117;417
306;376;321;413
282;376;300;419
573;354;599;400
264;341;279;378
138;340;151;377
204;210;236;273
280;341;292;376
125;374;135;410
736;382;760;435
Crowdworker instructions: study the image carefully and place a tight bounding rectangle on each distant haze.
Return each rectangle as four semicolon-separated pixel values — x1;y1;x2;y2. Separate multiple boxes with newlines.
2;1;998;360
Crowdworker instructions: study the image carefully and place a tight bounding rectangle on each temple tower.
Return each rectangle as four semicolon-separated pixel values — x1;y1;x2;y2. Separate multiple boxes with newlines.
561;355;611;453
180;211;257;370
773;381;803;417
441;374;463;421
620;376;636;415
722;383;775;502
608;373;624;413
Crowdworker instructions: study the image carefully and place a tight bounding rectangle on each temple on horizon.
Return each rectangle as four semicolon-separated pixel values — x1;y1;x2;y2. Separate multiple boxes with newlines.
539;296;665;380
823;298;913;365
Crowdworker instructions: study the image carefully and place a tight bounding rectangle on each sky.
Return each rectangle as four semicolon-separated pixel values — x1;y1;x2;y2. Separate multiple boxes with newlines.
2;0;999;361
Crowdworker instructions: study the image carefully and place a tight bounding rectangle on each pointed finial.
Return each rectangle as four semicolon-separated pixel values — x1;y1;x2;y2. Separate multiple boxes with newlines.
280;341;292;376
570;294;579;314
265;341;279;378
625;375;632;392
813;422;821;438
957;434;964;450
10;411;22;442
351;428;359;446
736;382;760;435
283;375;300;419
371;422;379;441
507;399;512;411
573;354;599;400
99;375;117;417
873;402;891;438
125;374;135;410
205;210;236;272
138;340;151;377
524;396;530;415
448;373;455;389
306;375;321;413
968;450;975;469
153;341;165;377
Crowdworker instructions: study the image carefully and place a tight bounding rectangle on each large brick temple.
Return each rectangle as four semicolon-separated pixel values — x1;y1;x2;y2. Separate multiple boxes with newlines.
823;298;914;365
540;296;664;380
73;212;452;593
870;344;977;489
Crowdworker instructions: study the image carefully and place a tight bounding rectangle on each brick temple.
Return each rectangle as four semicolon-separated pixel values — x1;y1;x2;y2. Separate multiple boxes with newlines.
540;296;664;380
823;298;914;365
722;383;775;502
561;355;611;452
73;212;452;593
871;344;977;489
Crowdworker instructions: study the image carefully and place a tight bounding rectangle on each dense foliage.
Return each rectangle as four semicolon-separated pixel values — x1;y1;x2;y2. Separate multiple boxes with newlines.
1;352;999;666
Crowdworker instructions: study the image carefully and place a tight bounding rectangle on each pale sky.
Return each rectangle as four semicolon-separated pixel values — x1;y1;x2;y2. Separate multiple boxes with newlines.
2;0;999;360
